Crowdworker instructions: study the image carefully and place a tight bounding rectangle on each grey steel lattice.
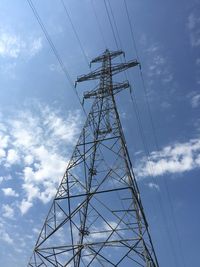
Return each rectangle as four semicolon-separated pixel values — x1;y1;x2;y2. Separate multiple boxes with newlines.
28;49;159;267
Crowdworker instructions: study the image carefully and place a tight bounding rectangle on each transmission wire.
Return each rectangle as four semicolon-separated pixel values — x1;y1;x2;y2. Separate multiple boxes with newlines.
60;0;90;68
103;0;179;265
105;0;156;175
90;0;107;49
124;4;181;266
26;0;89;119
123;0;187;266
107;0;123;50
101;2;170;264
103;0;120;51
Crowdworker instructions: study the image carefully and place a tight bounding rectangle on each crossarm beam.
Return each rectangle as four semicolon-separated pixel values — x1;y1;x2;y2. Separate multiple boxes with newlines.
76;60;139;83
84;81;130;99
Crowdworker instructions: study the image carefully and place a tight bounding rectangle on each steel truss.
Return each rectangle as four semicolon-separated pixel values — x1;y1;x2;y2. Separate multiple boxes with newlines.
28;49;159;267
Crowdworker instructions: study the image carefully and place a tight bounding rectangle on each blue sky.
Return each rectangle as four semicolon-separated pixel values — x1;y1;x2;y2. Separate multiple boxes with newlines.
0;0;200;266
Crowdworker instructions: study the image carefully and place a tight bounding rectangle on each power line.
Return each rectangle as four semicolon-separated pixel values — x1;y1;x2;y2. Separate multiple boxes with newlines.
103;0;131;87
103;0;119;51
102;0;182;265
129;91;180;267
103;1;158;177
90;0;107;49
60;0;90;68
123;1;187;266
100;3;174;263
27;0;73;86
26;0;88;118
123;0;140;59
104;1;154;165
106;0;123;50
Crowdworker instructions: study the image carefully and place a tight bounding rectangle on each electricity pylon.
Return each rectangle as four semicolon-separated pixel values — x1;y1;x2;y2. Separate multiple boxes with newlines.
28;49;159;267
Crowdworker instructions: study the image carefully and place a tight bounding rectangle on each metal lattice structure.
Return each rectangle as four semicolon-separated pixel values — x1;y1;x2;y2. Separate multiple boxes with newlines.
28;49;159;267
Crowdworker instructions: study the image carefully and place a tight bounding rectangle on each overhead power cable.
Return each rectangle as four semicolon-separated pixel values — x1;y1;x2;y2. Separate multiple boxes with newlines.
102;2;171;257
103;0;158;179
123;0;140;60
104;1;153;162
102;0;180;265
90;0;107;49
106;0;123;51
103;0;120;51
103;0;129;86
27;0;73;86
26;0;107;169
123;1;187;266
26;0;88;117
60;0;90;68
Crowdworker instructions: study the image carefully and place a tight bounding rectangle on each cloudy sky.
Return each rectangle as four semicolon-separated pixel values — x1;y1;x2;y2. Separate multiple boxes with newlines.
0;0;199;266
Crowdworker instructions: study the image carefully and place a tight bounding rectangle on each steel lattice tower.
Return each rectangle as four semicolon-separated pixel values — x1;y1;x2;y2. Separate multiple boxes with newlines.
28;50;159;267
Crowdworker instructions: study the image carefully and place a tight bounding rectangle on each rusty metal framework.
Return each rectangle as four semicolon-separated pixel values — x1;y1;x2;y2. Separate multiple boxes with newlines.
28;49;159;267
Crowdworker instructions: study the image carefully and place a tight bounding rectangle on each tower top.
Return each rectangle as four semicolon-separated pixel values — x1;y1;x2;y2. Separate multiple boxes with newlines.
90;49;124;65
76;49;140;99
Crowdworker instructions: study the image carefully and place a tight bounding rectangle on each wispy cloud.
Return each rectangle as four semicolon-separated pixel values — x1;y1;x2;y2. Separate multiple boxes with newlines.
0;222;13;244
2;188;19;197
6;149;20;165
0;28;42;59
2;204;14;219
139;38;174;109
191;94;200;108
187;13;200;47
147;182;160;191
0;101;81;214
187;91;200;108
135;138;200;178
144;43;173;84
19;199;33;215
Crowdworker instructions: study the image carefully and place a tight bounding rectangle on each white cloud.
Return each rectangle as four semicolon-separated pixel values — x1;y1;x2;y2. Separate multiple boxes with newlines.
29;37;42;57
0;28;42;59
0;31;25;58
136;138;200;177
2;204;14;219
33;228;40;234
160;101;171;109
0;133;9;148
145;43;173;85
6;149;20;165
188;13;196;30
21;145;67;204
0;101;81;213
49;63;62;73
22;183;39;202
2;188;19;197
0;223;13;244
0;148;6;159
187;13;200;47
191;94;200;108
19;199;33;215
148;182;160;191
0;175;12;183
0;62;17;79
187;91;200;108
24;155;34;165
196;58;200;65
1;232;13;244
